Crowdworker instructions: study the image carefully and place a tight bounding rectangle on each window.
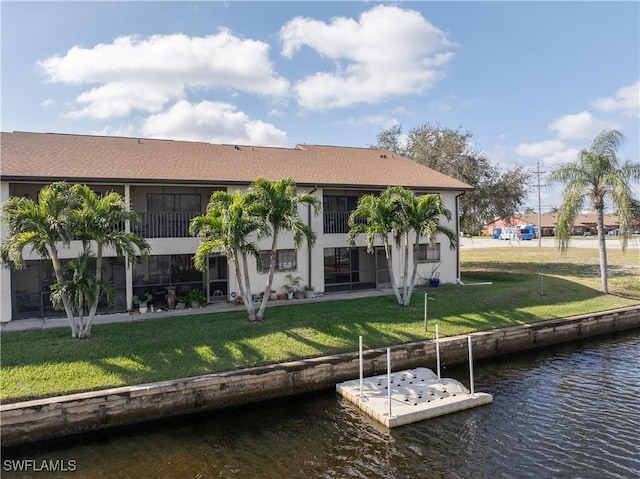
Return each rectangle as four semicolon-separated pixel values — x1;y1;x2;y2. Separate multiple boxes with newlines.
416;243;441;263
148;193;201;213
258;249;297;273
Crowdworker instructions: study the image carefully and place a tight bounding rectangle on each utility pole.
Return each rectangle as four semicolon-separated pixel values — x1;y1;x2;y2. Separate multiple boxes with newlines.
536;161;545;248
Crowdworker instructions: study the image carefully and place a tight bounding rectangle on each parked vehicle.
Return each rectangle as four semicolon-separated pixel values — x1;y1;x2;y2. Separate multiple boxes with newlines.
517;224;537;240
492;227;502;239
607;229;619;236
499;227;516;241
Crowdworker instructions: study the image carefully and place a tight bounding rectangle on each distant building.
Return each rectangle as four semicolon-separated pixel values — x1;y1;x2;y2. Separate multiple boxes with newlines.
484;213;621;237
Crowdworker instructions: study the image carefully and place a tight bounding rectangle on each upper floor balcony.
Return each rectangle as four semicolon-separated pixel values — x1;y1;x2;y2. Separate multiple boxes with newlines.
133;212;200;239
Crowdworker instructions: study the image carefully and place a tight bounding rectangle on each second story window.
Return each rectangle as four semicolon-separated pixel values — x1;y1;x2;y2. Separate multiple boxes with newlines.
148;193;201;213
258;249;297;273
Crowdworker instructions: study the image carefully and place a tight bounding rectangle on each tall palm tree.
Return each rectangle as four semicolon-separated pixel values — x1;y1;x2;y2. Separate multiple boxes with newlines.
190;190;263;322
347;187;407;305
72;185;150;337
547;129;640;293
398;191;457;306
1;181;80;335
247;178;320;321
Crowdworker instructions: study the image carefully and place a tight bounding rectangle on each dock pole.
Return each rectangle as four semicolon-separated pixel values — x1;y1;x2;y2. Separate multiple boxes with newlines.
468;336;475;396
436;324;441;379
387;348;392;418
359;336;363;399
424;293;428;331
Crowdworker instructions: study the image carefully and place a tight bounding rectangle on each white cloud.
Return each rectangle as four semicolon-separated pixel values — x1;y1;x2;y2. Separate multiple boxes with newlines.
516;140;566;158
41;99;55;107
592;80;640;118
540;147;580;168
39;30;289;120
516;140;581;167
343;114;398;129
141;100;288;147
280;5;455;110
548;111;619;140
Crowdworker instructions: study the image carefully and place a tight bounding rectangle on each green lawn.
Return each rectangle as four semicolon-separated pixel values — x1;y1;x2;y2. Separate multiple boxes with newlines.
1;246;638;403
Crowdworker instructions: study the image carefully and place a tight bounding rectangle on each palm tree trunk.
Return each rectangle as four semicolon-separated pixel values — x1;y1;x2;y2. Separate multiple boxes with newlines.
85;242;103;338
596;207;609;293
384;238;403;305
50;247;79;337
77;295;85;339
257;234;278;321
240;252;257;321
402;232;410;303
404;239;420;306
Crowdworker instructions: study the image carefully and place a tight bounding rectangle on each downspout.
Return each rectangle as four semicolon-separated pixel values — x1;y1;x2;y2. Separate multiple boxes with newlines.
308;186;318;288
455;191;465;283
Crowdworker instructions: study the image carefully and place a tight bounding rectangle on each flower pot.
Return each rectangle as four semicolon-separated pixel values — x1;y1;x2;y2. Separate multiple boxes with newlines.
429;278;440;287
191;301;200;309
304;290;314;299
139;303;148;314
296;292;305;299
286;292;294;300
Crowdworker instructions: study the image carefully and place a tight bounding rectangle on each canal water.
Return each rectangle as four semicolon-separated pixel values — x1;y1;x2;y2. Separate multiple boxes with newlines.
3;330;639;479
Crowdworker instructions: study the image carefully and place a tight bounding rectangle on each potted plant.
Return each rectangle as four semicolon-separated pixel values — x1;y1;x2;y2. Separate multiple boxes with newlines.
303;284;315;299
282;273;303;300
133;292;153;314
184;288;206;308
429;262;442;287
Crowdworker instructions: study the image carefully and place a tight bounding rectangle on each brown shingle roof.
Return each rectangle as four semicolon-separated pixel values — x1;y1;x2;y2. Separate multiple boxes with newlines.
0;131;472;191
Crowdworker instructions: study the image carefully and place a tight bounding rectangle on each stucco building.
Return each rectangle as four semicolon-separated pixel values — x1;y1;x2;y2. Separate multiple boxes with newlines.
0;131;472;322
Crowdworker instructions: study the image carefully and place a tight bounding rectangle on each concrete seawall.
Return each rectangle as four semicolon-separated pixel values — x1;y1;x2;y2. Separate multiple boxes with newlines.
2;306;639;447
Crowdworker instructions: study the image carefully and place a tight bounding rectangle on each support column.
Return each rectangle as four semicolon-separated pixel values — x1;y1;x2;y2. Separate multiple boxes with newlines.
125;184;133;311
0;181;13;322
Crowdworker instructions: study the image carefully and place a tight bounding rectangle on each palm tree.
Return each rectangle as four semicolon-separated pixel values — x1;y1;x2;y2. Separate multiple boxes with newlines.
247;178;320;321
547;129;640;293
190;190;263;322
0;181;80;335
347;187;407;305
72;185;150;337
50;250;112;336
397;190;457;306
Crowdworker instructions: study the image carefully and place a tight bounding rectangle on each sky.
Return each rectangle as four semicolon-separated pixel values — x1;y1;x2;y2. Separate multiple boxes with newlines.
1;1;639;211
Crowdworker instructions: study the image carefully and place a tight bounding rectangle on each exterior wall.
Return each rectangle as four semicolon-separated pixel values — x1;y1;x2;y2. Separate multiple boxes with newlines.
0;182;464;320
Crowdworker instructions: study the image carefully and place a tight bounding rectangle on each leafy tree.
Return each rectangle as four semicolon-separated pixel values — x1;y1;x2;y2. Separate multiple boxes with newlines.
547;129;640;293
1;182;80;334
348;186;455;306
190;190;264;322
247;178;320;321
72;185;150;337
376;123;531;234
524;207;536;214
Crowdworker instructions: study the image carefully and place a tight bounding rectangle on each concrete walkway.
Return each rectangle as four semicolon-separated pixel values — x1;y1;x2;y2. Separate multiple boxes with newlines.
0;289;394;333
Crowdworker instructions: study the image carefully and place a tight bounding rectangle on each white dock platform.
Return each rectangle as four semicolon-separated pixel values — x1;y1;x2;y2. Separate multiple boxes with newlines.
336;367;493;428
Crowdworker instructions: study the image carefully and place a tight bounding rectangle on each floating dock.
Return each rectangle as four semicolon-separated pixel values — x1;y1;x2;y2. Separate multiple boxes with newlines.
336;367;493;428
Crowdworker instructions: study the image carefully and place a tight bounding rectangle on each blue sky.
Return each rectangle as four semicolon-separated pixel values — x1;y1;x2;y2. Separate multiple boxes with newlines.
2;1;639;210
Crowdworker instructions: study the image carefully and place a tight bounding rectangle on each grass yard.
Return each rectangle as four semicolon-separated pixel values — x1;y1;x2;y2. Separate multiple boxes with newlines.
1;246;638;403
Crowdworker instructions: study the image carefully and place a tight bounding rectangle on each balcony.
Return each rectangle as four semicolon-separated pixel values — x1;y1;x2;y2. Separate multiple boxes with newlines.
324;212;365;234
133;212;200;238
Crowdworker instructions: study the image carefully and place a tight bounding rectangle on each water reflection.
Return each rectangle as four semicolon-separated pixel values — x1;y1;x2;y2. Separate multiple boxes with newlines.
3;330;639;478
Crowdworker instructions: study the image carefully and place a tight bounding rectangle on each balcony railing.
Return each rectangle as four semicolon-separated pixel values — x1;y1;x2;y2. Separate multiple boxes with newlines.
324;212;366;234
133;212;200;238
